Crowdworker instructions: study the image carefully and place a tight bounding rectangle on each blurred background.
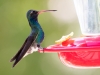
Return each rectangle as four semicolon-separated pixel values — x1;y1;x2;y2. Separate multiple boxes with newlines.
0;0;100;75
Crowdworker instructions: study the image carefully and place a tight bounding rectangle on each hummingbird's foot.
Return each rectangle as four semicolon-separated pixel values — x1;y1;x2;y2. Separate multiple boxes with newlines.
38;47;43;50
37;44;43;50
38;46;44;53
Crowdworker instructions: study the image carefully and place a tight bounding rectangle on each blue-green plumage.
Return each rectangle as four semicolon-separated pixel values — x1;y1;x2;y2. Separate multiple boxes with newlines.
28;10;44;44
29;16;44;43
10;9;57;67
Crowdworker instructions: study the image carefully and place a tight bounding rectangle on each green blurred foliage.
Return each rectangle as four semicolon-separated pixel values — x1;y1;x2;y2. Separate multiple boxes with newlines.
0;0;100;75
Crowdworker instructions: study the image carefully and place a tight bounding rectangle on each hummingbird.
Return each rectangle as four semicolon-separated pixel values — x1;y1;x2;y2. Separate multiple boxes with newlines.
10;9;57;67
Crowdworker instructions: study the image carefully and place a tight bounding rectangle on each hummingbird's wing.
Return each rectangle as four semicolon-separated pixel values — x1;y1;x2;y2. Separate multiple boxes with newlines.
10;32;38;67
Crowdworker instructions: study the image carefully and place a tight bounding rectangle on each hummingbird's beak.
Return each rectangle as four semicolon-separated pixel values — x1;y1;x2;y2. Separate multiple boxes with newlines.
38;10;57;14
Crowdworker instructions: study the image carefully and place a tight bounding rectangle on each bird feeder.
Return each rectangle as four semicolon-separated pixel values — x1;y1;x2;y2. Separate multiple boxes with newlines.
39;0;100;68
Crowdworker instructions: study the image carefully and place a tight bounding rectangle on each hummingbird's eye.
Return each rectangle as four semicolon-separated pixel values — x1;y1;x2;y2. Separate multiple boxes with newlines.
30;11;36;15
30;10;38;16
32;11;35;13
32;11;37;14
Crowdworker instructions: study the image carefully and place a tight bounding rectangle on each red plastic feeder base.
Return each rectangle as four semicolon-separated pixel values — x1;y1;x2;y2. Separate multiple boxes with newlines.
58;51;100;68
39;36;100;68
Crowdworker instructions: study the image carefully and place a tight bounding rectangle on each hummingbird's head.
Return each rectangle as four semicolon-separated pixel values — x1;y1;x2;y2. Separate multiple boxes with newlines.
27;10;38;21
27;9;57;21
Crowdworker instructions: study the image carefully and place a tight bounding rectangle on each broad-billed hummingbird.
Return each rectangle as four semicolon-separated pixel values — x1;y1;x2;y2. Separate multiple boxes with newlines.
10;9;57;67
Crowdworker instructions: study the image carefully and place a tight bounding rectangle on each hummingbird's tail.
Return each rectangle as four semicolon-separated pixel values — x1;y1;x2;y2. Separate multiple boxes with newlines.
10;48;23;67
10;36;34;67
